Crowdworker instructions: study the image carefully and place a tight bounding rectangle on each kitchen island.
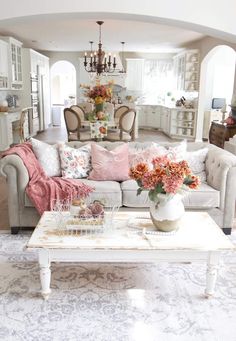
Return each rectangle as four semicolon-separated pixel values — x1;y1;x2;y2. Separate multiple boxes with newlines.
137;104;197;140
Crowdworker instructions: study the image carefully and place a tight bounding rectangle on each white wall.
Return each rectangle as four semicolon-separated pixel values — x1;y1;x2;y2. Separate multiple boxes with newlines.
196;45;236;141
0;1;236;42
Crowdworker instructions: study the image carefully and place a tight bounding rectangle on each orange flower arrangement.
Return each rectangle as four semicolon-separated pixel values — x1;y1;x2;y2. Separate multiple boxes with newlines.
86;82;112;104
129;155;200;202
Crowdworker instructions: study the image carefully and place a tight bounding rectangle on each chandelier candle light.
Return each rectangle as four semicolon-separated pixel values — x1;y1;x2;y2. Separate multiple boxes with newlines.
84;21;117;75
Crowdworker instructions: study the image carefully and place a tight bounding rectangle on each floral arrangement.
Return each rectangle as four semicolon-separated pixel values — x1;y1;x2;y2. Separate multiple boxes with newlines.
129;155;200;202
86;82;112;105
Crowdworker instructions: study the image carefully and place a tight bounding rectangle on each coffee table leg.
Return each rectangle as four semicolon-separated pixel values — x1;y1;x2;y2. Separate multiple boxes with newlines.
205;251;220;298
39;249;51;300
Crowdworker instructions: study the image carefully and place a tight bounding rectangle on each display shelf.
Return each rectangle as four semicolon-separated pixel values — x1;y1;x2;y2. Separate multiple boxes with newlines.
174;49;200;91
169;108;196;139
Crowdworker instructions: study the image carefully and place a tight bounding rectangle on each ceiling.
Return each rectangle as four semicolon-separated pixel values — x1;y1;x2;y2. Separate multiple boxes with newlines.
0;14;205;53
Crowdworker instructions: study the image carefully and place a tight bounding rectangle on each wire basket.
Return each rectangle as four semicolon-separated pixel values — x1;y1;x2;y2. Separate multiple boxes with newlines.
51;197;120;235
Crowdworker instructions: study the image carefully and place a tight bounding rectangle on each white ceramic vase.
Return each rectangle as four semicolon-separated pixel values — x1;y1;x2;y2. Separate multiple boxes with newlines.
149;193;185;232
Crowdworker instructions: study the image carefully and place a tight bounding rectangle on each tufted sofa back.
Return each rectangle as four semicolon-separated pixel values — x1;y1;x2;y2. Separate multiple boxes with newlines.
65;140;236;211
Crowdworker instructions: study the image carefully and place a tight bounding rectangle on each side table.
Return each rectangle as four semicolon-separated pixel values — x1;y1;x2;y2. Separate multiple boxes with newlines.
209;121;236;149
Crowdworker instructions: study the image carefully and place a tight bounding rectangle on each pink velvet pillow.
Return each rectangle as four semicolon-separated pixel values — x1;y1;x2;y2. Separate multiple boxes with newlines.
88;143;130;181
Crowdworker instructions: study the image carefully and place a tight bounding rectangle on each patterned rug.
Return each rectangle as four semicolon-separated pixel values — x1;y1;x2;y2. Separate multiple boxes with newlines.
0;233;236;341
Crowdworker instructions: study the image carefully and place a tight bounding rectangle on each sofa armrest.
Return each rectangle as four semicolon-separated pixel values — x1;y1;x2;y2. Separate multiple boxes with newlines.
205;147;236;210
0;155;29;227
205;147;236;232
223;166;236;232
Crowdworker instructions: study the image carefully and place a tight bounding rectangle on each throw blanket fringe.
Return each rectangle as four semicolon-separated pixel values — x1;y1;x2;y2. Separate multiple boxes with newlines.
2;142;94;215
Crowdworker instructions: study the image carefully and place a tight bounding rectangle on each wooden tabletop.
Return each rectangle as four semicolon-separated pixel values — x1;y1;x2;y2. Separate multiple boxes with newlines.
26;211;235;252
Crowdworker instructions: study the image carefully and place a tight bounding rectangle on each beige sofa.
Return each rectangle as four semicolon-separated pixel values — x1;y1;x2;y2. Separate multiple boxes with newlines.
1;141;236;234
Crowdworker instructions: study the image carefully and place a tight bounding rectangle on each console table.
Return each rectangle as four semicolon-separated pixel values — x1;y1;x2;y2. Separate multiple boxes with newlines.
209;121;236;148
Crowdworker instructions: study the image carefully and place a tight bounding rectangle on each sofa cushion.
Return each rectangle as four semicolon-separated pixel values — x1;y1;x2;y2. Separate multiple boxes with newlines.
58;143;92;179
31;138;61;177
121;179;220;208
88;143;129;181
24;179;122;207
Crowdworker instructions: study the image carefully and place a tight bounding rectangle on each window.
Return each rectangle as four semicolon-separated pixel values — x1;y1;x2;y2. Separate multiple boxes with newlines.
143;59;174;104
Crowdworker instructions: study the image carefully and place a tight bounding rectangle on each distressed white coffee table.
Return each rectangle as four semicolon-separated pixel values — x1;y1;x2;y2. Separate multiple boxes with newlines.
27;211;234;300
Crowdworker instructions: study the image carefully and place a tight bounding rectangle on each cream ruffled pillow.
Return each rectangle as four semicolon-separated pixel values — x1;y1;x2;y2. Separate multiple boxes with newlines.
31;138;61;177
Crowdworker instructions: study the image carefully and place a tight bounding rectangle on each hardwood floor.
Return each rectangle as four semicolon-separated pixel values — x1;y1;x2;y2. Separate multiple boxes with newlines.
35;124;177;144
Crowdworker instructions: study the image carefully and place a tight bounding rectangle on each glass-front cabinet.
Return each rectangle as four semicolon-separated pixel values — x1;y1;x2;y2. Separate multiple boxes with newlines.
0;39;9;89
11;42;22;83
0;36;23;90
10;38;23;88
174;49;200;92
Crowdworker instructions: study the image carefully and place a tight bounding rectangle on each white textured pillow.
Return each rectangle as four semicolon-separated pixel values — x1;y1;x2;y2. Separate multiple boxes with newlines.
31;138;61;177
129;143;167;167
166;140;187;161
58;143;92;179
185;148;208;182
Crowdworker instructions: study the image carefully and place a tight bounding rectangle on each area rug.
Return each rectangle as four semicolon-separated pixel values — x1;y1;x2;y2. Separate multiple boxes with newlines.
0;233;236;341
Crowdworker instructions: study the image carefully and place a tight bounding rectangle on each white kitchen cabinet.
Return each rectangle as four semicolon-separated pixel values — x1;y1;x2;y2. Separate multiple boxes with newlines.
138;106;147;127
0;40;9;89
174;49;199;92
138;105;160;129
146;106;160;128
160;106;171;134
0;36;23;90
138;104;196;140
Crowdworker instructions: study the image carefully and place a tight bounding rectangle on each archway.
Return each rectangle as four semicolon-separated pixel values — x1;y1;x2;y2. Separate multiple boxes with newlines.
196;45;236;141
50;60;76;125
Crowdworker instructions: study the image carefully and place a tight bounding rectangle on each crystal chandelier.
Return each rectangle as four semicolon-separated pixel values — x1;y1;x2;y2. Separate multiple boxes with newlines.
84;21;117;76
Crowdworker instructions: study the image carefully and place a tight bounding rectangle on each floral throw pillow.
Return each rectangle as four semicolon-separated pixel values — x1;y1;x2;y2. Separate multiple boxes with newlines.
58;143;92;179
31;138;61;177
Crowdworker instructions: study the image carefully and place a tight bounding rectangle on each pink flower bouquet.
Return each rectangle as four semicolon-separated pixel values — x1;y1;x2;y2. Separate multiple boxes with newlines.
129;155;200;202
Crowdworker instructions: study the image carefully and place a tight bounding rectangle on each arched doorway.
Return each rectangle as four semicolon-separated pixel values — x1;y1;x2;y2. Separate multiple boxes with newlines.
50;60;76;126
196;45;236;141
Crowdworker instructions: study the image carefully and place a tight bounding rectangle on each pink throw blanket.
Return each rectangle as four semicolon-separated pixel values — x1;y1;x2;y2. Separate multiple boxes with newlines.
1;142;94;215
